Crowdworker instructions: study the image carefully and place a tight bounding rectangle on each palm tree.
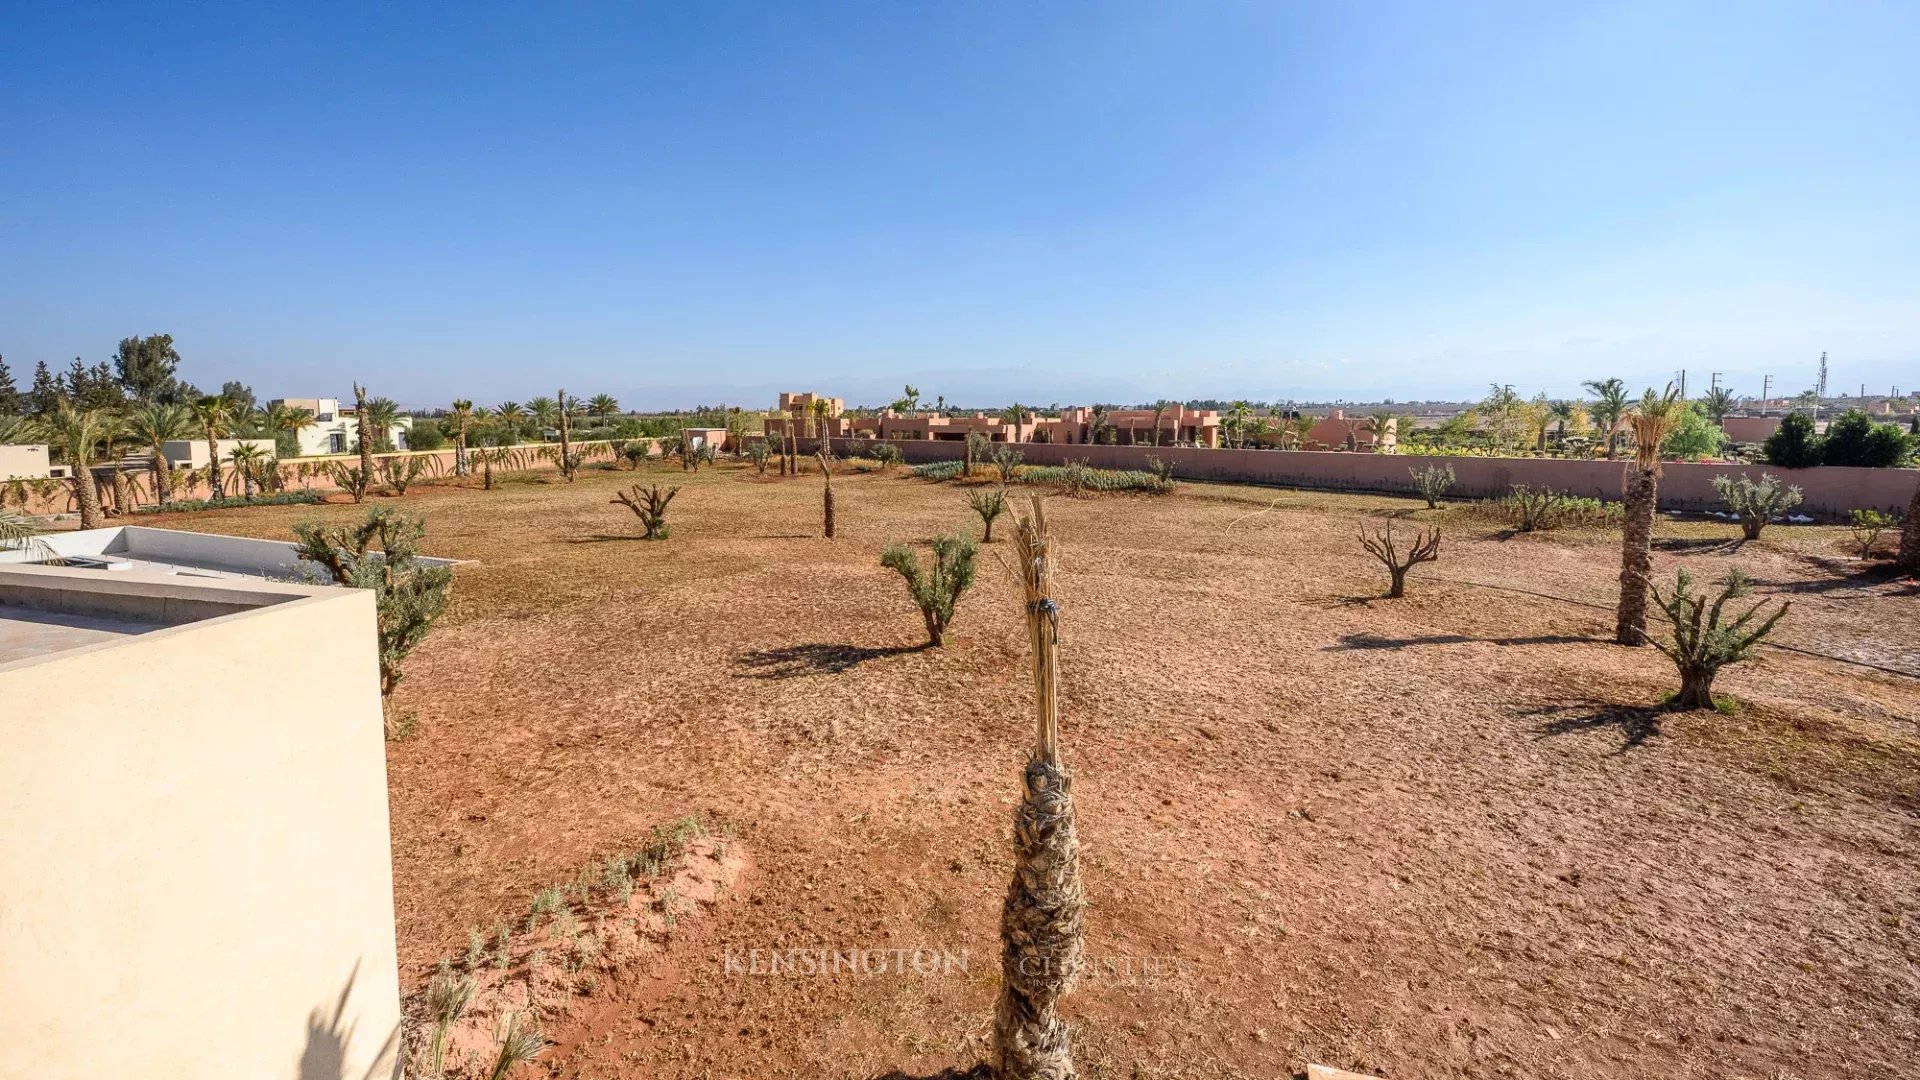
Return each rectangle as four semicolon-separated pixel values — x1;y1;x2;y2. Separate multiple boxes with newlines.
360;397;401;450
28;399;118;528
448;399;475;475
1616;385;1685;646
125;401;197;509
495;401;527;441
265;401;316;454
809;398;833;447
526;395;558;436
1001;403;1026;444
190;394;237;499
1369;409;1397;452
1150;400;1173;447
1224;401;1252;448
1523;393;1552;453
1700;386;1737;425
1583;377;1629;459
1;506;54;560
226;443;269;501
587;393;619;428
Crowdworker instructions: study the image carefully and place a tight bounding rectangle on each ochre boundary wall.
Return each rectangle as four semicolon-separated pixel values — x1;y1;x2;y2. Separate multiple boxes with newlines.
806;438;1918;519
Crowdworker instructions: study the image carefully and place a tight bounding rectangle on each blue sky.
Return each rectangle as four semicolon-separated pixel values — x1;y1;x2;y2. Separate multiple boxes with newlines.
2;1;1915;410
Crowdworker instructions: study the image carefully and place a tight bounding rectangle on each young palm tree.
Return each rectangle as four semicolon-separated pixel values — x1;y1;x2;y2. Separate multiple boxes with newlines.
448;398;475;475
125;401;197;509
1583;377;1630;459
28;399;119;528
588;393;619;428
226;443;269;500
555;389;575;480
191;394;237;499
1149;400;1172;447
1616;385;1685;645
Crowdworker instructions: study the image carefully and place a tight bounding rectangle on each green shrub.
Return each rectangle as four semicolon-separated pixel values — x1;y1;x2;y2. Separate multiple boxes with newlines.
1018;465;1172;493
1763;412;1822;468
1849;509;1897;556
1661;402;1728;461
1409;464;1456;508
292;508;453;709
879;533;978;647
968;487;1008;542
1711;472;1803;539
1821;409;1912;467
870;441;904;468
910;460;965;481
1648;568;1788;711
405;422;448;452
134;490;324;514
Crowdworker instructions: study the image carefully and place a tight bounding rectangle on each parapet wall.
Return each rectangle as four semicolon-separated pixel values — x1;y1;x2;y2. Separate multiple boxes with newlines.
809;438;1917;518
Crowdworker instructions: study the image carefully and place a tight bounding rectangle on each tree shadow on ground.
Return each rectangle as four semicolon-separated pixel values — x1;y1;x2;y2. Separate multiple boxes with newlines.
871;1067;991;1080
1761;558;1915;596
1325;631;1603;651
1522;700;1666;753
1298;593;1389;608
561;533;653;544
1654;536;1747;554
733;642;930;679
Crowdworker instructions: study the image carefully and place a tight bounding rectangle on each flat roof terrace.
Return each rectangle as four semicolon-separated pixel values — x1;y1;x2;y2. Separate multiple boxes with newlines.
0;605;161;665
0;563;332;670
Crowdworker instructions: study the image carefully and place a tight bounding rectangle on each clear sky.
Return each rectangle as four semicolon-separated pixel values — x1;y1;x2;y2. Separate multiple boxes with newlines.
3;1;1915;410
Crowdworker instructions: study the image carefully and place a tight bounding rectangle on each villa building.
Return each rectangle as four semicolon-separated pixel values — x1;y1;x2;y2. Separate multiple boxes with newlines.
270;397;415;456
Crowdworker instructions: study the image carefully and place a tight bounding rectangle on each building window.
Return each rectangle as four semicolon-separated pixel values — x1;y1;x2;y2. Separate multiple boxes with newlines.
329;433;346;454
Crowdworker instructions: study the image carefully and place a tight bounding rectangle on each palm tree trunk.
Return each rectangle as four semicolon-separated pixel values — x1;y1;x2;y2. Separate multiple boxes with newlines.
1616;465;1658;645
1898;476;1920;572
109;465;131;516
206;438;224;499
996;498;1085;1080
151;450;172;508
454;435;468;477
73;468;104;529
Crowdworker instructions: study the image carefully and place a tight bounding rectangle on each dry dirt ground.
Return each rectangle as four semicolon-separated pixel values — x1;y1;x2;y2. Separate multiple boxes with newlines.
158;460;1920;1079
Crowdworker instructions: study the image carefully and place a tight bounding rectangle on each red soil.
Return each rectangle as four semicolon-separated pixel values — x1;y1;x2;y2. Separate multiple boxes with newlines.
163;463;1920;1079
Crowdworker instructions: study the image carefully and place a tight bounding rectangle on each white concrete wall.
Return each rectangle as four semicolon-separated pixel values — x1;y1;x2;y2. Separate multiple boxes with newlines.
0;443;52;480
0;566;403;1080
293;418;414;457
0;526;461;579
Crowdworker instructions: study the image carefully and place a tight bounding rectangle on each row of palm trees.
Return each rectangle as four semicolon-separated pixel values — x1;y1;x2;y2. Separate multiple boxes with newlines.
11;394;318;528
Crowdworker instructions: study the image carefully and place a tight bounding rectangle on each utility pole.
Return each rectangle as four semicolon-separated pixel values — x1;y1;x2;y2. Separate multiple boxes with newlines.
1817;351;1828;397
1761;374;1773;414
